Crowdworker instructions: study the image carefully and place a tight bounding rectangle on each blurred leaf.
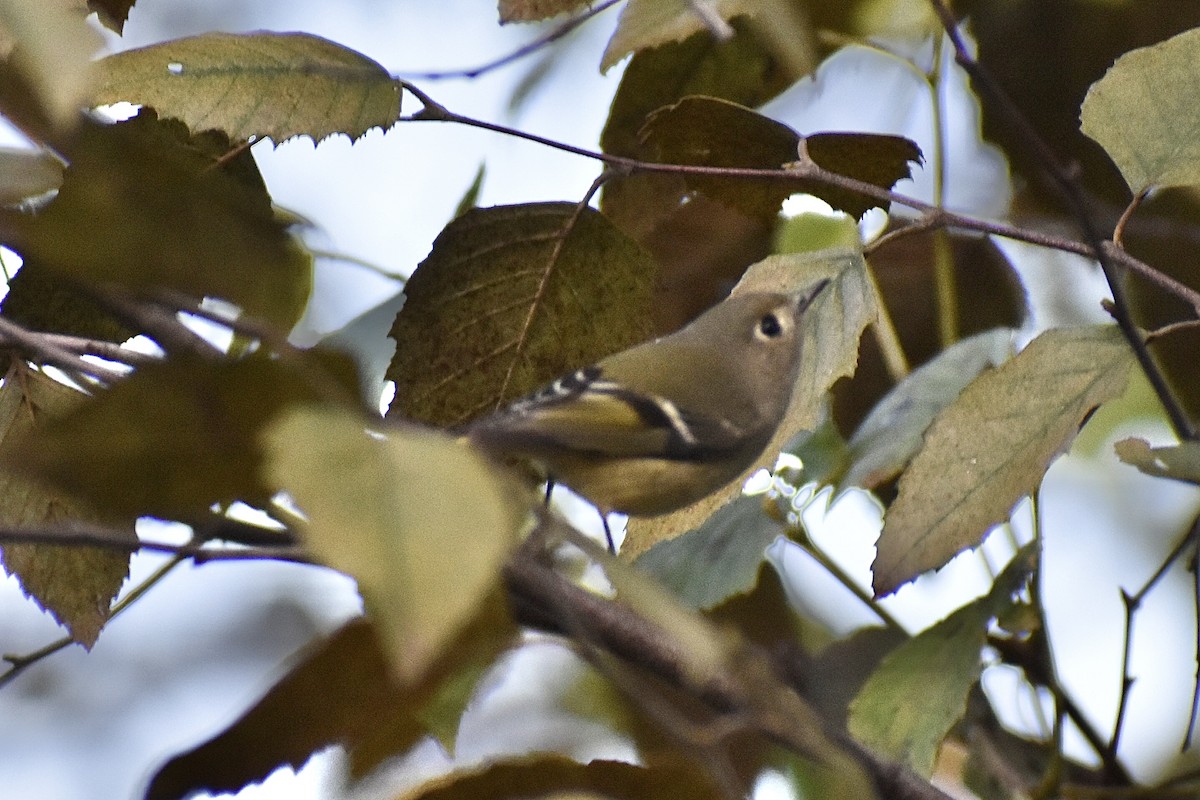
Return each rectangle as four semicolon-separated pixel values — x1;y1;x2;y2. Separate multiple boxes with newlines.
1081;28;1200;193
835;233;1027;436
148;620;405;800
601;532;735;687
386;203;657;428
15;352;359;521
961;0;1200;201
774;210;861;254
600;21;794;334
352;596;517;774
625;247;874;556
842;329;1015;492
0;146;62;203
498;0;590;23
635;495;781;610
0;0;100;128
87;0;135;33
873;326;1134;596
849;546;1034;776
640;97;921;220
452;164;485;220
262;406;528;684
95;32;401;143
0;364;131;648
602;0;757;71
150;611;518;800
402;754;724;800
782;404;850;489
2;111;313;331
805;625;908;728
0;260;131;343
1114;437;1200;485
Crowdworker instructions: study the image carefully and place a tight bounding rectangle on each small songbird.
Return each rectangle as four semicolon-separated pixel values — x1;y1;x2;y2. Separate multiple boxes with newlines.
467;280;829;537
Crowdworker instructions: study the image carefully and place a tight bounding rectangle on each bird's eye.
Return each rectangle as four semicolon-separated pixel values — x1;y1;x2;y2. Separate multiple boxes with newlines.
758;313;784;338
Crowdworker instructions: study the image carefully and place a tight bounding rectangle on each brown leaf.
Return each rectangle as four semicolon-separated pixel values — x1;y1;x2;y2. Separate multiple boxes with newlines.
498;0;591;23
386;203;657;428
0;364;132;648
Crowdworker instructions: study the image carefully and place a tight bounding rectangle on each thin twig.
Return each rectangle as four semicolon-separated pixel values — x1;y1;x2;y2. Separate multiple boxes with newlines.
1112;189;1149;248
397;0;624;81
397;81;1200;323
0;315;122;383
1110;514;1200;755
1187;546;1200;750
686;0;735;41
927;0;1196;441
0;554;185;689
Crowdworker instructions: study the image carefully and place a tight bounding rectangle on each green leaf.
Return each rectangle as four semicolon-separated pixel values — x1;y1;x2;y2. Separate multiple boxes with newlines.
1081;27;1200;193
386;203;657;428
14;352;359;521
3;111;312;332
451;164;485;220
0;146;63;204
639;97;921;220
842;329;1015;492
498;0;591;23
601;0;757;71
95;32;401;143
873;326;1135;596
626;247;875;556
848;546;1034;776
1114;437;1200;485
635;495;781;610
262;406;528;684
0;364;132;648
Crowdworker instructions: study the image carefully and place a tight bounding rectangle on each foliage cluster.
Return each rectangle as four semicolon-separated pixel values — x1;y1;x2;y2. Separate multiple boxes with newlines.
3;1;1200;799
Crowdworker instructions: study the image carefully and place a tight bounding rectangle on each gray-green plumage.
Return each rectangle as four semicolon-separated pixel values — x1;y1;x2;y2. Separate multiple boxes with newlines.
469;282;827;515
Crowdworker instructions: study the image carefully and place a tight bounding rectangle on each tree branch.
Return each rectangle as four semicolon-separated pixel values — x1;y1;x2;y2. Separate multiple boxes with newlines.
0;525;311;564
503;548;956;800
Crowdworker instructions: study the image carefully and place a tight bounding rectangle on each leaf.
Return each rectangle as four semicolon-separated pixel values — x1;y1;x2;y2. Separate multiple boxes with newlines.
149;611;518;800
599;22;795;336
601;0;758;72
386;203;657;428
14;352;359;521
0;146;63;203
451;164;485;220
848;546;1034;776
95;31;401;143
624;247;875;557
262;406;528;684
0;0;101;127
842;329;1015;492
498;0;591;23
87;0;136;33
147;620;406;800
402;754;724;800
873;326;1135;596
635;496;781;610
639;97;921;220
0;364;132;648
1080;27;1200;193
2;111;312;332
1115;437;1200;485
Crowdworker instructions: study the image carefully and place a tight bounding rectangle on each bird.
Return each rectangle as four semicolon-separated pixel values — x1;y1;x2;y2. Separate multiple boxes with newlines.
468;279;829;550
